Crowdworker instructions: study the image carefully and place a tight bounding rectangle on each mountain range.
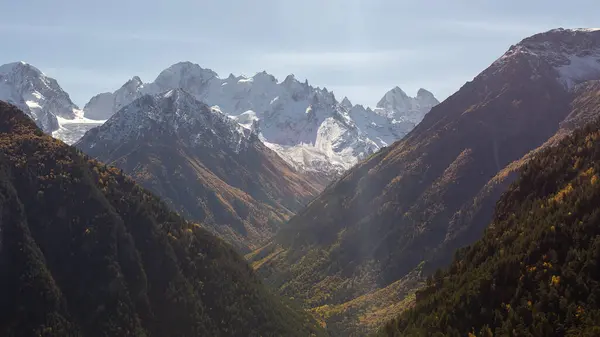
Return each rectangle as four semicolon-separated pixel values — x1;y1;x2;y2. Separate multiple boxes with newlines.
248;28;600;335
0;60;438;183
81;62;438;179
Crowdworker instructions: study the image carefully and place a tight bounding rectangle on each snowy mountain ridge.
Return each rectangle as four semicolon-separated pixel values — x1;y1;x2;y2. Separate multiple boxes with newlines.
0;61;79;132
81;88;253;154
83;62;438;177
491;28;600;89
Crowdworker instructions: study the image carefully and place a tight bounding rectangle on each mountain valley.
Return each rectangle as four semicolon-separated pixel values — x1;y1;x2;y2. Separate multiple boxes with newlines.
2;25;600;337
247;28;600;335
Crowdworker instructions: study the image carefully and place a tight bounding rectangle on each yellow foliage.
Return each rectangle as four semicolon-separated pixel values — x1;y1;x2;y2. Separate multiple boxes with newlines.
551;275;561;286
576;306;585;318
592;175;599;186
551;183;574;203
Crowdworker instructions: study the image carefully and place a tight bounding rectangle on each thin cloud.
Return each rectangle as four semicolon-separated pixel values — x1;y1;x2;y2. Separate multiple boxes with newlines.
0;23;207;44
261;50;418;68
440;19;552;34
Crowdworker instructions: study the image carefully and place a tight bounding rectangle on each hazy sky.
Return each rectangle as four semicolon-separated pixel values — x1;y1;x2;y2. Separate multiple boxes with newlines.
2;0;598;107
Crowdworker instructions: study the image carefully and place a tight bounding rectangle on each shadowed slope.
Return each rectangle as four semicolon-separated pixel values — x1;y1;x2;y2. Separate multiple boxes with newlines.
0;101;325;337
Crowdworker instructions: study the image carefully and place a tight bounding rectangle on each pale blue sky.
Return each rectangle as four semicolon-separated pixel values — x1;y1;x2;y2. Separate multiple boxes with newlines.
2;0;598;107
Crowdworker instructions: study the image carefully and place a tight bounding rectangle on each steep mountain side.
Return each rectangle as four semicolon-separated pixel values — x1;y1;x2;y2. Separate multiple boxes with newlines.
0;62;78;132
83;62;438;178
0;101;325;337
76;89;321;252
379;114;600;337
433;79;600;268
249;28;600;335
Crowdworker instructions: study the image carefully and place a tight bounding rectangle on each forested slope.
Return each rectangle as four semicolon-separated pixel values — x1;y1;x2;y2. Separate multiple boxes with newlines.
379;118;600;336
0;101;325;337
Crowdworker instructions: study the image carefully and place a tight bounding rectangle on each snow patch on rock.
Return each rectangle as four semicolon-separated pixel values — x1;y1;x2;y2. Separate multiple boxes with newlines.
78;89;252;154
0;61;79;132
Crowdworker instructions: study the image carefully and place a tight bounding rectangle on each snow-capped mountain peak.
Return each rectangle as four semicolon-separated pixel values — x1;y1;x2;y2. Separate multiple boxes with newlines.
0;61;43;78
491;28;600;89
124;76;143;89
0;61;79;132
374;86;439;125
80;88;251;153
154;61;218;91
417;88;436;100
377;86;409;106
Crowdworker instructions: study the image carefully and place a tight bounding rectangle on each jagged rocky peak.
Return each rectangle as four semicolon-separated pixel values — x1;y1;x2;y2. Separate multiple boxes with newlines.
123;75;143;89
417;87;436;100
282;74;310;100
376;86;410;116
374;85;439;124
0;61;78;132
340;96;353;109
282;74;297;85
377;86;409;106
253;70;277;83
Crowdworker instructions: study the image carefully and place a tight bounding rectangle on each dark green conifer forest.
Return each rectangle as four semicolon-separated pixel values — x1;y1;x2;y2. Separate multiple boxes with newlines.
378;119;600;336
